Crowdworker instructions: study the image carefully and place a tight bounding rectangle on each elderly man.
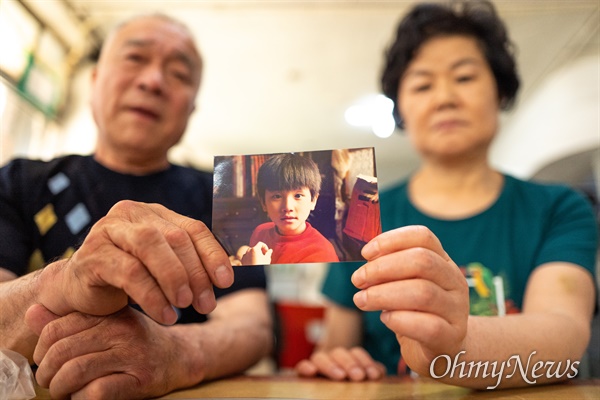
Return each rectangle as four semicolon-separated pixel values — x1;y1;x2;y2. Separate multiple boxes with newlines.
0;14;272;399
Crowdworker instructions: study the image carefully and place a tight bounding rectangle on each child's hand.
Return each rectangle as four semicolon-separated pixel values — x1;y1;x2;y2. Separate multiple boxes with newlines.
241;242;273;265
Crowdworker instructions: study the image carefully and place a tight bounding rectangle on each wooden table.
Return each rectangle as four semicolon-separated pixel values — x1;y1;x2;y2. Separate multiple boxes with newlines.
33;375;600;399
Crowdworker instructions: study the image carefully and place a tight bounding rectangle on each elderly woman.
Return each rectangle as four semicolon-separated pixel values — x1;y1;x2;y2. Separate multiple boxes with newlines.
297;0;597;389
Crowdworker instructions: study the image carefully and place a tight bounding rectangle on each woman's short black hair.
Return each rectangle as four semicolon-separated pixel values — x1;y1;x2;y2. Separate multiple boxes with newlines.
381;0;520;129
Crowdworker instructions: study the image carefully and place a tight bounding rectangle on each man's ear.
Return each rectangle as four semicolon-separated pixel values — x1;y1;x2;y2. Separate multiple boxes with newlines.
90;67;99;109
91;66;98;83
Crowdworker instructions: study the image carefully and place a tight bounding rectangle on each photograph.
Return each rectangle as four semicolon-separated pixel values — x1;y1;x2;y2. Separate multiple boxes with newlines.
213;147;381;265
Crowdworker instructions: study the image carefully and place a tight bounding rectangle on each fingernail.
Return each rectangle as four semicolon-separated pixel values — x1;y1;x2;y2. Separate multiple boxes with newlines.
349;367;365;381
197;289;215;314
351;267;366;288
367;366;381;380
380;310;390;323
331;367;346;380
215;265;233;286
353;291;366;308
176;285;192;307
162;306;177;325
361;241;378;259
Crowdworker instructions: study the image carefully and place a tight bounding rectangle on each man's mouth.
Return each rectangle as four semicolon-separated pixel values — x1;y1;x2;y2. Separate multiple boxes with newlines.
128;107;160;120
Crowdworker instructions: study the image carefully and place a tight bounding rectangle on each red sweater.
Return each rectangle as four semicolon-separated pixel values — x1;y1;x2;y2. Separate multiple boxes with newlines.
249;222;339;264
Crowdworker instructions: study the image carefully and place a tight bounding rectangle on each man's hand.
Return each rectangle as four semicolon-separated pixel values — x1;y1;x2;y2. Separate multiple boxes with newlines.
241;242;272;266
351;225;470;376
38;200;233;325
25;304;199;400
295;347;385;381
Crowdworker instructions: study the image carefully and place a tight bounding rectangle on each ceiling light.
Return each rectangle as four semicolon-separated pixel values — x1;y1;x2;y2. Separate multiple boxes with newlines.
344;94;395;138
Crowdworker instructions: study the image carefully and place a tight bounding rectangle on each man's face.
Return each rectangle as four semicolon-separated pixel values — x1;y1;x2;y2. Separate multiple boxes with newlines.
261;188;318;236
91;16;202;161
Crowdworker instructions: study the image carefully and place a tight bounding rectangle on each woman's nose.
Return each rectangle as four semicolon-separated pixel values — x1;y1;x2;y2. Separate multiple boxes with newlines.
433;80;458;109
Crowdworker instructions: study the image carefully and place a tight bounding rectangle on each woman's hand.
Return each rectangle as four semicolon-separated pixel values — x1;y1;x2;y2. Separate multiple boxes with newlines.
351;225;470;377
296;347;385;381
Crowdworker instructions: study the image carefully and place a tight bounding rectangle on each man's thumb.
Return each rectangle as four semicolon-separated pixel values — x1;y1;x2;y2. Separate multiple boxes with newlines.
24;304;60;335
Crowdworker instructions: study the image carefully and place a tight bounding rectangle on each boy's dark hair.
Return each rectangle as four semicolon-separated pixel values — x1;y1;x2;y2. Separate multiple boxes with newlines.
381;0;520;129
257;153;322;202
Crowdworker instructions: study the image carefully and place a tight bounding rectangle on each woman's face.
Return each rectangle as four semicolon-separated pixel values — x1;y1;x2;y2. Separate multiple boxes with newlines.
398;35;500;162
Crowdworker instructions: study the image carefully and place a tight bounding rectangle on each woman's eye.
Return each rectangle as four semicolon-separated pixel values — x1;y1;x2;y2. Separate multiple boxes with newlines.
414;84;430;92
457;75;475;83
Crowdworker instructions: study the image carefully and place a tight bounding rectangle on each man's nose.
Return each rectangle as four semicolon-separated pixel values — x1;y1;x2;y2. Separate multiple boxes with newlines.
137;64;166;95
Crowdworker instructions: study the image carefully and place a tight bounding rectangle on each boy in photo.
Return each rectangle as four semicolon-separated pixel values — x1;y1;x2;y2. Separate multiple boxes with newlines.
241;153;340;265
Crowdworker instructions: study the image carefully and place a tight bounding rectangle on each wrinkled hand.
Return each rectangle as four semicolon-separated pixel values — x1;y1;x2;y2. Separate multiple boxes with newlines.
295;347;385;381
25;304;195;400
38;200;233;325
351;225;469;376
241;242;272;266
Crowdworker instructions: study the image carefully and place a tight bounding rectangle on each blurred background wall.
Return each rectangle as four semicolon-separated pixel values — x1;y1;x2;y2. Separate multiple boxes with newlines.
1;0;598;190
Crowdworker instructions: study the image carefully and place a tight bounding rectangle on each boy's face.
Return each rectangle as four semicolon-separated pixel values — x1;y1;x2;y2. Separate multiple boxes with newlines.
261;187;318;236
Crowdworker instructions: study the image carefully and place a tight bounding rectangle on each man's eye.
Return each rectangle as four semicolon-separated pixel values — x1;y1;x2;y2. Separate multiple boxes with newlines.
125;53;144;63
170;69;192;83
174;72;190;82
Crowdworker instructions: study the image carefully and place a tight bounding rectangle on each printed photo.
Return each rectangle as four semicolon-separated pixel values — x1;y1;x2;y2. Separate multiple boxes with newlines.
213;147;381;265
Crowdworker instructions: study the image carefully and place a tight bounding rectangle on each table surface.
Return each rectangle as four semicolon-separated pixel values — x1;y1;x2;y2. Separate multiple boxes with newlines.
33;375;600;399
